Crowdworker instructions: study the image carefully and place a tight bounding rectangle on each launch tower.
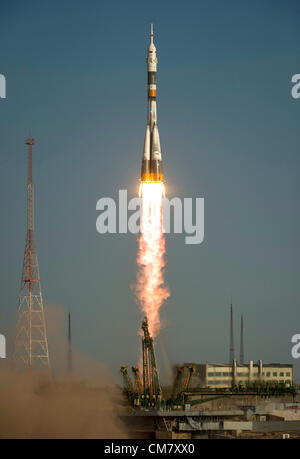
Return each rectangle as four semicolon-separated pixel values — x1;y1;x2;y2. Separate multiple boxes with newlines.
142;316;162;407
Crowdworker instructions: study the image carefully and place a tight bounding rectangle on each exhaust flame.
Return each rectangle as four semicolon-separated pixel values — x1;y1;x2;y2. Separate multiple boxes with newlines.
135;182;170;337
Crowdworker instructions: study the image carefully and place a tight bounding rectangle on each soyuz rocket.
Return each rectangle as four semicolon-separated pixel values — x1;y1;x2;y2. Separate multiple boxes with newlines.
141;24;164;183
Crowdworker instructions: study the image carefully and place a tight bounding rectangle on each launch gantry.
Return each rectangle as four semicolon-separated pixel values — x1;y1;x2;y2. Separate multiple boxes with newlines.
132;366;143;396
141;316;162;407
120;316;162;410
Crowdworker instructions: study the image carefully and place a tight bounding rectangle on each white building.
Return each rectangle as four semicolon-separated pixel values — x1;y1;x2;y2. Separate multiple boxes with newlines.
185;360;294;389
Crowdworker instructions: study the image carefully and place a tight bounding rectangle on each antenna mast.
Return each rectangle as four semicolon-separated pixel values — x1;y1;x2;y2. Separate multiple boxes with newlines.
14;138;50;369
229;303;235;363
240;314;244;364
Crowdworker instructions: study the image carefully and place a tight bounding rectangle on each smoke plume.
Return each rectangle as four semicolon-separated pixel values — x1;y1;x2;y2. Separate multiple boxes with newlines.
0;305;128;438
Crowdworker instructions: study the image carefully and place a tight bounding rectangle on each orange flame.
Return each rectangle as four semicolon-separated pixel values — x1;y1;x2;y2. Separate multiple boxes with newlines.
135;182;170;337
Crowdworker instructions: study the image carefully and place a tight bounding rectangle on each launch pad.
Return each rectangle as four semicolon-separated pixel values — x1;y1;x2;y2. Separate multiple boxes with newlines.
120;317;227;413
120;327;299;439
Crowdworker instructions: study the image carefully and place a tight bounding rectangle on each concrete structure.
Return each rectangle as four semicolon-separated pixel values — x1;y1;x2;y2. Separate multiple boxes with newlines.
185;361;294;389
120;408;300;438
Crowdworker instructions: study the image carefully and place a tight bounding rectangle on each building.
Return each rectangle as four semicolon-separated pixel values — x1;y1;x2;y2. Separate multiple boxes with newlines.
185;360;294;389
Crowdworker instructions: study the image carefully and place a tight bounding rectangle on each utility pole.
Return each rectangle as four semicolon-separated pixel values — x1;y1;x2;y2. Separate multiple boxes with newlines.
229;304;234;363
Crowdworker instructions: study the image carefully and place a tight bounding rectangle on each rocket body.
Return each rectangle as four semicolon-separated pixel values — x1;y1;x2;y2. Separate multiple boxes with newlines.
141;25;164;183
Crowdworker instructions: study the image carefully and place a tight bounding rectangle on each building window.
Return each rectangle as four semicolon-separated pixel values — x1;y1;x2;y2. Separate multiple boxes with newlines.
286;372;290;377
280;372;284;377
273;372;277;377
208;372;214;377
266;372;270;377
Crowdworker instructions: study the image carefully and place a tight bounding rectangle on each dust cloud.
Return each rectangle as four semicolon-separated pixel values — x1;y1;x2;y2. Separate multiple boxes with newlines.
0;306;128;438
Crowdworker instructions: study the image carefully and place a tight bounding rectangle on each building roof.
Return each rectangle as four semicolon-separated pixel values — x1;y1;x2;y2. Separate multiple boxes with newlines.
184;362;293;368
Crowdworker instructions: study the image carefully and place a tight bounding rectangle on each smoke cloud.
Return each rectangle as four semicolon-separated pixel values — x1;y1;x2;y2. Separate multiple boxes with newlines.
0;305;128;438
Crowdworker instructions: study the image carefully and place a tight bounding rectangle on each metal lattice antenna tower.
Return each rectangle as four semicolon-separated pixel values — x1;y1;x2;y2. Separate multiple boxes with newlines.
229;303;235;363
14;138;50;369
240;314;244;364
68;312;72;373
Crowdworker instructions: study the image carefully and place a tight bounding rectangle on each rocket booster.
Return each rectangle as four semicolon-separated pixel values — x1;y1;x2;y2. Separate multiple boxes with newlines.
141;24;164;183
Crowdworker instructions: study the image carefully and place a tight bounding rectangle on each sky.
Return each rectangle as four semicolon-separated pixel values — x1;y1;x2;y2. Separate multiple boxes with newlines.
0;0;299;382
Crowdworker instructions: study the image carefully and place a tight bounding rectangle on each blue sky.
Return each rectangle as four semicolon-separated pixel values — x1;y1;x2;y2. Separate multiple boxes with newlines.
0;0;299;381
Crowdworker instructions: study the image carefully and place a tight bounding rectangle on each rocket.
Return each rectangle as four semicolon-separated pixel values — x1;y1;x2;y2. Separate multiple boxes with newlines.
141;24;164;183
